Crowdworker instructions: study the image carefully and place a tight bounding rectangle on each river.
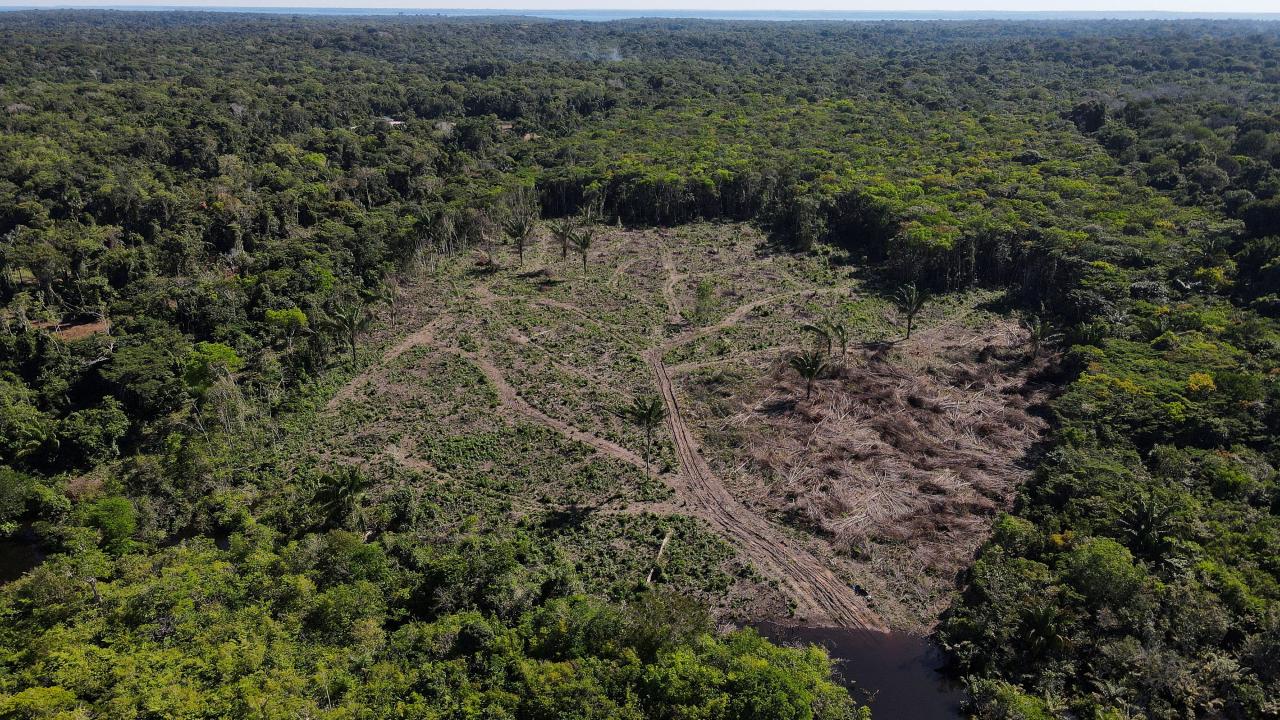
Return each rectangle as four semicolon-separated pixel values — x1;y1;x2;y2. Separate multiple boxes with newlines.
754;622;965;719
0;524;45;584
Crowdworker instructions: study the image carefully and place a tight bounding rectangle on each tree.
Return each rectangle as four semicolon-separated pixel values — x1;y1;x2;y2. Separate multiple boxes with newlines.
58;398;129;465
895;283;926;340
572;226;595;275
78;496;137;553
502;191;539;266
1116;489;1180;560
324;302;371;365
101;334;188;421
570;194;604;274
1065;537;1147;608
788;347;828;401
1020;313;1061;357
0;468;35;535
622;396;667;477
183;341;245;395
265;307;309;352
314;466;372;530
549;218;575;262
0;378;57;465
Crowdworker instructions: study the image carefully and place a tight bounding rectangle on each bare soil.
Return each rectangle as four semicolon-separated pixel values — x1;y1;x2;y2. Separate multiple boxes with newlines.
322;224;1046;632
683;315;1051;630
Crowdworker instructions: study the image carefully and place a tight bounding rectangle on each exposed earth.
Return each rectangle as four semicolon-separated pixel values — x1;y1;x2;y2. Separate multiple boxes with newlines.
317;222;1049;632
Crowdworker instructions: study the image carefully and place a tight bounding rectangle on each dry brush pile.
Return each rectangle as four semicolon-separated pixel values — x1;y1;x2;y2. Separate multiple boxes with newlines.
691;315;1052;627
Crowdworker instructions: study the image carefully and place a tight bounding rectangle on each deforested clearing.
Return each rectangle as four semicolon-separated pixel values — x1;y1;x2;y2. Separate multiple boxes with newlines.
684;305;1052;629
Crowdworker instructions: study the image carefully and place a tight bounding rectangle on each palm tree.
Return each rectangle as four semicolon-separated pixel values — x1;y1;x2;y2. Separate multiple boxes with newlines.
1117;490;1179;560
801;319;850;366
13;415;58;461
800;322;832;356
1020;313;1062;357
325;301;371;365
826;321;850;358
788;347;828;401
572;226;595;275
314;466;371;530
1022;603;1068;658
502;193;539;265
622;396;667;477
895;283;926;340
369;277;402;323
549;218;575;262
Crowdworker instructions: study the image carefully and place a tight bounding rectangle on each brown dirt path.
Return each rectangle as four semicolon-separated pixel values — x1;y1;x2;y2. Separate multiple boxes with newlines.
451;346;651;471
660;286;855;356
326;317;447;411
646;347;884;630
666;347;787;376
648;248;883;630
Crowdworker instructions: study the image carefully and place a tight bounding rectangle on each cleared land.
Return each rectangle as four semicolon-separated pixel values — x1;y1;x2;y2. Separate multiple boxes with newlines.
314;223;1048;631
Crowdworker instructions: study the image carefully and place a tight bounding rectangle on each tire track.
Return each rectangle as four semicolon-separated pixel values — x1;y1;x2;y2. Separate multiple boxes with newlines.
660;285;855;356
650;247;882;629
453;347;651;472
327;317;446;411
646;348;884;629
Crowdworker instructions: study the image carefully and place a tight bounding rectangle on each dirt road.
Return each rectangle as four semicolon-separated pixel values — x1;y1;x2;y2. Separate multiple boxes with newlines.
328;255;884;629
646;348;883;629
650;257;882;629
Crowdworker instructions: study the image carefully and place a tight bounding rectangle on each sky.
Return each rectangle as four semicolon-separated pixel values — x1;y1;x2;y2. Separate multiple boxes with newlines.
3;0;1279;14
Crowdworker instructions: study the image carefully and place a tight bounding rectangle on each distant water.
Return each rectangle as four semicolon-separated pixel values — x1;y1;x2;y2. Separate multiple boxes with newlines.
3;6;1280;21
0;525;45;584
754;621;965;720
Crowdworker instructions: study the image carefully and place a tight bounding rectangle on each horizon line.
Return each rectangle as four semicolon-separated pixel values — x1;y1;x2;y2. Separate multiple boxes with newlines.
4;5;1280;13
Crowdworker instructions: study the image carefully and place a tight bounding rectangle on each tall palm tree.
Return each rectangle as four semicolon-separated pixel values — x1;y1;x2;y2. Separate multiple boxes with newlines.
622;396;667;477
325;301;371;365
788;347;828;401
502;193;539;265
895;283;926;340
549;218;575;262
572;226;595;275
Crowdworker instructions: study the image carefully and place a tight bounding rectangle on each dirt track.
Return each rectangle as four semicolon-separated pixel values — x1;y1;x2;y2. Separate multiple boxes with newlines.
646;253;883;630
660;284;856;356
647;347;883;629
456;347;651;471
326;239;885;630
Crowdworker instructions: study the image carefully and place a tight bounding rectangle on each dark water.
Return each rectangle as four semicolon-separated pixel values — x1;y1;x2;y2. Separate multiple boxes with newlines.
0;525;45;583
755;622;964;720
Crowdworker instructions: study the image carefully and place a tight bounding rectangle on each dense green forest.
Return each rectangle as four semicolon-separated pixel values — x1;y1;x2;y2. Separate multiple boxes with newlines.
1;11;1278;719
